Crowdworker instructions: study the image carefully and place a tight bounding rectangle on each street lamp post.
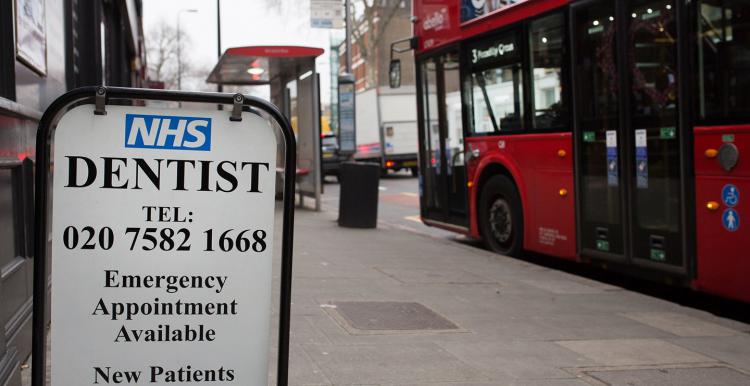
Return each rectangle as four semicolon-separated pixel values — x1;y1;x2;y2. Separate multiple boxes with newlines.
344;0;351;73
177;8;198;91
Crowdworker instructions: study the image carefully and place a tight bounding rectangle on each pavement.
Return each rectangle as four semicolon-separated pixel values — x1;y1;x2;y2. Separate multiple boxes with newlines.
24;173;750;385
268;173;750;385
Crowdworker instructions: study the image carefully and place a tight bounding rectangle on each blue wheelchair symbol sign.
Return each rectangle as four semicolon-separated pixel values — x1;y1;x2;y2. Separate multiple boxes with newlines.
722;184;739;207
722;208;740;232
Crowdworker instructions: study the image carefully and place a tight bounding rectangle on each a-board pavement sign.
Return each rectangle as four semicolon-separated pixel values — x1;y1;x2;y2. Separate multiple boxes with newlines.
32;87;296;386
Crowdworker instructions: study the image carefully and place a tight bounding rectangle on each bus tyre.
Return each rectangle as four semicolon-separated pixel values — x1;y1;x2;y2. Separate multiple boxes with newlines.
479;175;523;257
411;167;418;177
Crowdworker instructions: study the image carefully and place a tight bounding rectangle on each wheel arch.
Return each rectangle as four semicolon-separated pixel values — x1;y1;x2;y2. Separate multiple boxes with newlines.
471;158;528;242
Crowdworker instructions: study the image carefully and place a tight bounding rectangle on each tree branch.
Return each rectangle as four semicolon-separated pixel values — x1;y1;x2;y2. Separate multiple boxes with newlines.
369;0;403;49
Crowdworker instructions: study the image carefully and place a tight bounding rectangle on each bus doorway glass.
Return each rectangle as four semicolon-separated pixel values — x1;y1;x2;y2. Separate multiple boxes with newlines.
628;0;683;267
573;0;686;271
418;51;468;228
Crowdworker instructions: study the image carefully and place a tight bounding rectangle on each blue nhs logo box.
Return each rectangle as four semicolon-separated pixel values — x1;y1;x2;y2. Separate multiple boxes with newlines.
124;114;212;151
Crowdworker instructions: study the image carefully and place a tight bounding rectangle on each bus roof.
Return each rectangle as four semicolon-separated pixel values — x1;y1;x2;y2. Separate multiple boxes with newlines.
414;0;568;54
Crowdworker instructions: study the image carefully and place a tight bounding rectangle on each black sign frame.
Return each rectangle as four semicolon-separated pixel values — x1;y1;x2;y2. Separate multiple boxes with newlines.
32;87;296;386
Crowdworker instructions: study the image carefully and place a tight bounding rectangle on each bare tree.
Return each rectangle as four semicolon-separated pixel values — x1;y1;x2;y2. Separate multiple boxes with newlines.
146;21;199;89
349;0;405;87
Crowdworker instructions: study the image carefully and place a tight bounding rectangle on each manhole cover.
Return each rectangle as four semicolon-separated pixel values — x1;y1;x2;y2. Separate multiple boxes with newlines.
334;301;458;331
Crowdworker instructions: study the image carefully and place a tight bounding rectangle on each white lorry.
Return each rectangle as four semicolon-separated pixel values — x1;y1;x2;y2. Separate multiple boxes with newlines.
354;86;419;175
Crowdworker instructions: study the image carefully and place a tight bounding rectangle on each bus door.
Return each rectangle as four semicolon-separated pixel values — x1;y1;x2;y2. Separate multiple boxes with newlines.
419;51;469;228
572;0;687;273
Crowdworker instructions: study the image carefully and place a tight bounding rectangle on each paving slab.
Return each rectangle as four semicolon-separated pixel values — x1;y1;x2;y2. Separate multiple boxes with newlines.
519;278;609;295
399;380;590;386
376;267;497;285
300;342;487;384
621;312;739;337
439;340;595;380
556;338;715;366
670;335;750;370
289;316;333;346
534;312;674;341
585;366;750;386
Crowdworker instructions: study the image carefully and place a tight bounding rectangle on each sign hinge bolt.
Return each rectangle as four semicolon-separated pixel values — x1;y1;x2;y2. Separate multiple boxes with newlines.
94;87;107;116
230;93;244;121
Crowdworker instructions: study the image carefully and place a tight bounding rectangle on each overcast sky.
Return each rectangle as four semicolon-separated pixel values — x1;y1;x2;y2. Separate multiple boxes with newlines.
142;0;344;103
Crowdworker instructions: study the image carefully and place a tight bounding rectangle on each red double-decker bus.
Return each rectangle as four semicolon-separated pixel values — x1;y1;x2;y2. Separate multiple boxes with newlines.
397;0;749;302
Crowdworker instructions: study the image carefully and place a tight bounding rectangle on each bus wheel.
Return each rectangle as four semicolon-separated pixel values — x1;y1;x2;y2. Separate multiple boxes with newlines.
411;167;418;177
479;175;523;257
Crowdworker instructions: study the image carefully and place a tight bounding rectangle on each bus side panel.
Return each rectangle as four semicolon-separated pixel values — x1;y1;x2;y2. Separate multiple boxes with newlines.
693;125;750;303
467;134;576;260
512;134;576;260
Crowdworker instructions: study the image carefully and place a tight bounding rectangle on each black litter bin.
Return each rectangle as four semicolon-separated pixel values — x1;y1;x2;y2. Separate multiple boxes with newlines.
338;162;380;228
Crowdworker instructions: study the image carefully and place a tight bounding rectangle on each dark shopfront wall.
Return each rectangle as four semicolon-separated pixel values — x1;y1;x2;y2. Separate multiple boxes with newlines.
0;0;145;384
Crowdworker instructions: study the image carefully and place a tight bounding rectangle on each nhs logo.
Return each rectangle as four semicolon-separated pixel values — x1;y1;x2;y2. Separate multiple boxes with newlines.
124;114;212;151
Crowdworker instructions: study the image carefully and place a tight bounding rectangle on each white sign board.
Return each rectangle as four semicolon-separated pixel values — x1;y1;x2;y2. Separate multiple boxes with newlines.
311;0;343;29
50;105;277;385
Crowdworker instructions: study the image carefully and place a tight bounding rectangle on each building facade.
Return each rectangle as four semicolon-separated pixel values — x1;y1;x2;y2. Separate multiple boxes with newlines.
338;0;415;91
0;0;145;383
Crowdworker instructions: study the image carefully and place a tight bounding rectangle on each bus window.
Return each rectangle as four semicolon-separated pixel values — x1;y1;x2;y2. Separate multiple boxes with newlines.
471;66;524;133
697;0;750;123
529;13;567;130
468;32;524;134
421;58;441;209
442;53;464;173
630;1;678;121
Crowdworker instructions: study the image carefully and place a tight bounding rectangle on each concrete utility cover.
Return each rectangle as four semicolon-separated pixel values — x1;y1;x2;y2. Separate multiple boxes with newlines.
334;301;458;331
586;367;750;386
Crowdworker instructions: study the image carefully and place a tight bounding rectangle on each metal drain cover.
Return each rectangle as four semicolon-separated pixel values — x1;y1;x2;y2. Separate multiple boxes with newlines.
334;301;458;331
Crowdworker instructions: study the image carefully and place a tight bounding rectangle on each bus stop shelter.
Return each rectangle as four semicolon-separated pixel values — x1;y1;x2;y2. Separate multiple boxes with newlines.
207;45;324;210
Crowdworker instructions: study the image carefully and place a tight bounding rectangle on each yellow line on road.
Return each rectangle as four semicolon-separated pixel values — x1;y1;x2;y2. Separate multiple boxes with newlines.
404;215;421;223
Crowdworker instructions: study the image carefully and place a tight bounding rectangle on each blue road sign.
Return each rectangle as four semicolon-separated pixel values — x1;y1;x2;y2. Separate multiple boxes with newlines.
723;208;740;232
722;184;739;207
